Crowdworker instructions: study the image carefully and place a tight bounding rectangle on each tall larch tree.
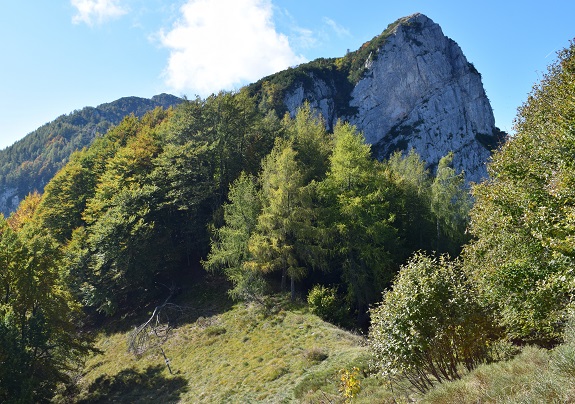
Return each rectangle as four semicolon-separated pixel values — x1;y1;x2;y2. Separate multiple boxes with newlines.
320;122;399;321
247;139;313;300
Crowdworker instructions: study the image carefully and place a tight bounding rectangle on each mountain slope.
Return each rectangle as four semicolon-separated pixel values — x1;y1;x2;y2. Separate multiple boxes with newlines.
249;13;505;183
0;94;182;216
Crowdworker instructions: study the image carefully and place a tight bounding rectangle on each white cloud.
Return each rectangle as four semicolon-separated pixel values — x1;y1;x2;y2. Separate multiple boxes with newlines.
159;0;306;96
290;26;317;50
323;17;350;38
71;0;128;26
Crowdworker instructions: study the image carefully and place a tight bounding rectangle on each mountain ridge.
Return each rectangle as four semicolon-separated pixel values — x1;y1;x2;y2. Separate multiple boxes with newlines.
1;13;503;216
0;93;183;215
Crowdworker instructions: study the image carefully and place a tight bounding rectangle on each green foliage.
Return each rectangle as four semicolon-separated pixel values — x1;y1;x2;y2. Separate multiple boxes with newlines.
282;102;332;183
34;91;277;316
247;139;314;299
1;83;485;401
203;173;266;301
464;41;575;345
205;105;331;304
0;215;91;402
430;152;472;254
326;121;374;191
319;122;399;319
307;285;347;325
248;57;356;119
369;252;497;393
0;95;182;216
38;113;149;243
207;113;471;322
61;116;176;314
385;150;434;254
385;149;471;257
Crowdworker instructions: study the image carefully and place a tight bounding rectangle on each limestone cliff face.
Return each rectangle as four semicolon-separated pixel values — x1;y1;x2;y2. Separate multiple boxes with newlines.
281;13;503;183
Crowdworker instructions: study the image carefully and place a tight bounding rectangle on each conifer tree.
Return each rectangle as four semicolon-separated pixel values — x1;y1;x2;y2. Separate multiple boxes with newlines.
204;173;265;300
430;152;471;254
247;139;312;300
320;122;399;320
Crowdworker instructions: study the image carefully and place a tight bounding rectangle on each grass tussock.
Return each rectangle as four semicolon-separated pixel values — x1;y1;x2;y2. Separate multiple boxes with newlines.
422;322;575;403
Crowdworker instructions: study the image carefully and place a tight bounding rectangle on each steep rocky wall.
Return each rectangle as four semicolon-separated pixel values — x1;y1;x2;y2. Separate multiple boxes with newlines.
283;13;502;183
0;187;19;217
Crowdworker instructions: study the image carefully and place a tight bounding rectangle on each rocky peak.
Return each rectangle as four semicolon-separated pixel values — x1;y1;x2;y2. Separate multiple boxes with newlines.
278;13;504;183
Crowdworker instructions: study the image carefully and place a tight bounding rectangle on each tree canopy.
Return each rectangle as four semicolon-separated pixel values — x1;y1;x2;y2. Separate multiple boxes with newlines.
1;87;478;401
463;41;575;345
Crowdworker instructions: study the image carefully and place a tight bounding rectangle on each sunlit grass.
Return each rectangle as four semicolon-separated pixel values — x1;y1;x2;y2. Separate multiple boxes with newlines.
75;285;369;403
72;276;575;403
422;343;575;403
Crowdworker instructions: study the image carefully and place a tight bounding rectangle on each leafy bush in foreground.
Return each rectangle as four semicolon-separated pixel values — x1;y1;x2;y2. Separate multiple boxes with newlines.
369;252;498;393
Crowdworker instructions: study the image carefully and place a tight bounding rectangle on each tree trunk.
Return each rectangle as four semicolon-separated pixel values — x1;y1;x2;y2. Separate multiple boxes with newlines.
281;267;287;291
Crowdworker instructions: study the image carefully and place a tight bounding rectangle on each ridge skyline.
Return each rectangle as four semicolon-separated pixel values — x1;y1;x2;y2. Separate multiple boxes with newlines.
1;1;572;150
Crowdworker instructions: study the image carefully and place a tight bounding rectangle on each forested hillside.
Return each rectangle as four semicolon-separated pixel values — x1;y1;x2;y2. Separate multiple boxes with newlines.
1;28;575;404
0;94;182;216
0;13;503;220
0;87;472;401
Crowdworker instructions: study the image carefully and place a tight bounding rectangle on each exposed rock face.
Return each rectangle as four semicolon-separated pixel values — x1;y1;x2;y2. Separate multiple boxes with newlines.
284;74;340;130
0;187;19;218
282;13;503;183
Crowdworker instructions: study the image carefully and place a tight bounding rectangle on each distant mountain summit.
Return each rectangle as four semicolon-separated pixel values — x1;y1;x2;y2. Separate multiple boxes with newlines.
0;94;183;216
1;13;503;216
250;13;505;182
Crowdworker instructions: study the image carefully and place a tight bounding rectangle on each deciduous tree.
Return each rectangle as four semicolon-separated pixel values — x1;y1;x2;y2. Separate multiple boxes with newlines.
464;41;575;345
369;252;497;393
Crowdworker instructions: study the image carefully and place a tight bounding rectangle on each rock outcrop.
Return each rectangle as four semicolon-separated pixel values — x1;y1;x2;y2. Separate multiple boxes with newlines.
278;13;504;183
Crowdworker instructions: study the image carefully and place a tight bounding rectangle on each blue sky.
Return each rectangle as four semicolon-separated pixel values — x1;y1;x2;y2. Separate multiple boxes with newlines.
0;1;573;150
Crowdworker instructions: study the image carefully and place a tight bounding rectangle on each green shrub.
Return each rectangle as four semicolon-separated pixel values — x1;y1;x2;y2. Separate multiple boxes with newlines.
307;285;347;325
369;252;498;393
304;347;329;363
